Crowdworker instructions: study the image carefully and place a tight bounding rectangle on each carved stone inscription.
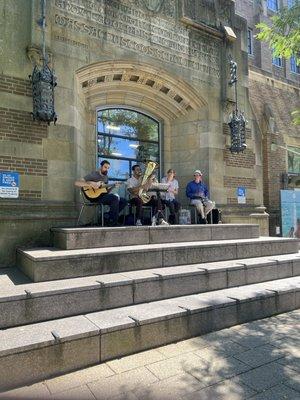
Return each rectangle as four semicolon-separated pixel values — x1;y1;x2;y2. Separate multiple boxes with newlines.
183;0;216;28
52;0;221;79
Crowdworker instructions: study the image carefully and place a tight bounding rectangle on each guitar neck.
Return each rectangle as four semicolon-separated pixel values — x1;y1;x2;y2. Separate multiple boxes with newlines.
104;183;117;189
83;182;121;191
88;183;115;189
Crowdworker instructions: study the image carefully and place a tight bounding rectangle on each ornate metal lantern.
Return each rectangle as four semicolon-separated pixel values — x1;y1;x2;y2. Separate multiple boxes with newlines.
228;110;247;153
228;59;246;153
29;0;57;125
30;63;57;124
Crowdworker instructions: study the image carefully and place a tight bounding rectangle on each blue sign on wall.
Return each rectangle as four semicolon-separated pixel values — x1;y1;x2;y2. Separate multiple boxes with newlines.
0;171;19;198
237;187;246;197
237;186;246;204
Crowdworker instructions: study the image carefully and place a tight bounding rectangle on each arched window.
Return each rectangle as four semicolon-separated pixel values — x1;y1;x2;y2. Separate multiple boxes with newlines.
97;108;160;181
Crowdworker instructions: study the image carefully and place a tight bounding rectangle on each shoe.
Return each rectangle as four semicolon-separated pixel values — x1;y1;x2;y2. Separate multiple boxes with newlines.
151;216;157;226
136;219;143;226
159;219;169;226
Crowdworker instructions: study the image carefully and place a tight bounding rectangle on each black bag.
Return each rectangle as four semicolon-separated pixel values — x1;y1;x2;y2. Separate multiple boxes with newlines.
124;213;135;226
207;209;221;224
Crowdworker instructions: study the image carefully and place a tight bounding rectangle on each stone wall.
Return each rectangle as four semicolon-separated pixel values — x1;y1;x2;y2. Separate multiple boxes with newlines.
249;71;300;234
0;75;32;97
0;0;266;266
0;107;48;145
234;0;300;234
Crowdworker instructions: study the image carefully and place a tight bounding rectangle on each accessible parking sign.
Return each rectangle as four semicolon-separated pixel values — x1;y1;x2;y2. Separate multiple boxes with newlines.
0;171;19;198
237;186;246;204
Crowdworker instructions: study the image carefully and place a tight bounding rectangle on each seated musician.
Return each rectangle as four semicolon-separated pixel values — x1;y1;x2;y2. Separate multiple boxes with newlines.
186;170;215;224
126;164;158;226
161;169;181;224
75;160;127;226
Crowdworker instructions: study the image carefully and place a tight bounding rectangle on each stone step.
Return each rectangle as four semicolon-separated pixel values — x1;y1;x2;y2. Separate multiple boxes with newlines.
18;237;299;282
51;224;260;250
1;253;300;329
0;276;299;391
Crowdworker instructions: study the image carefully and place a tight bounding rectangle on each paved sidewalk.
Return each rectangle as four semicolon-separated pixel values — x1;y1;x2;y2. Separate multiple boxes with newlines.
0;310;299;400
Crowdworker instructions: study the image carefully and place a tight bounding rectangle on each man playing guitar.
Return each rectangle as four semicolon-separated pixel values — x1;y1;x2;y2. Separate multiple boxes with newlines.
75;160;127;226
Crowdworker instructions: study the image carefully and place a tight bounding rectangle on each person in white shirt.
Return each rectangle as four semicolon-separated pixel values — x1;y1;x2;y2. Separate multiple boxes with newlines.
126;164;158;226
161;169;181;224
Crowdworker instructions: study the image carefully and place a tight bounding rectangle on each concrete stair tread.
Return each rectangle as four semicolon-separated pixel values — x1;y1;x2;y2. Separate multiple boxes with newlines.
0;315;99;357
52;224;260;249
2;253;300;302
199;257;275;271
1;276;299;357
0;273;133;301
19;236;298;260
87;301;188;332
218;277;300;301
51;223;257;234
18;236;299;282
256;278;300;292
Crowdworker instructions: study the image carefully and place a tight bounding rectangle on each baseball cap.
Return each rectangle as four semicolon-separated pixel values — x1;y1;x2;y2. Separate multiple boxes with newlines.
194;170;202;176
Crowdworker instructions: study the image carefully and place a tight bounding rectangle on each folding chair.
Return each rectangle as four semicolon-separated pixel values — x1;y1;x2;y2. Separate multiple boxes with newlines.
77;190;105;226
189;204;198;224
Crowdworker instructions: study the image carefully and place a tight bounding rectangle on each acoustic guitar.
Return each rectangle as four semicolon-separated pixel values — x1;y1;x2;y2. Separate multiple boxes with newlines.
82;182;121;200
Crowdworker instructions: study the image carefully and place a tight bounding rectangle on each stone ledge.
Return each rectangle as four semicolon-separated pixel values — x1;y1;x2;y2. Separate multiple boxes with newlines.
52;224;260;250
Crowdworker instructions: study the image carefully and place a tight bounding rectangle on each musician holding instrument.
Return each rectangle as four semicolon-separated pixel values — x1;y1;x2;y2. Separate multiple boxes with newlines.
186;170;215;224
161;169;180;224
75;160;127;226
126;164;158;226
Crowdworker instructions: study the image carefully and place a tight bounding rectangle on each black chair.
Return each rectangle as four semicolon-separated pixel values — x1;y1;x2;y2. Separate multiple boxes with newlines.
77;190;105;226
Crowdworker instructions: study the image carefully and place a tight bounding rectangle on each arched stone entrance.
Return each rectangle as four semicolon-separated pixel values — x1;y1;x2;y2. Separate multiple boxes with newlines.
76;60;206;118
75;60;207;204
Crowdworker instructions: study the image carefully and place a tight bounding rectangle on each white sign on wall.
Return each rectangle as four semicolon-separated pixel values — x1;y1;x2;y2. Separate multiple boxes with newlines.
237;186;246;204
0;172;19;198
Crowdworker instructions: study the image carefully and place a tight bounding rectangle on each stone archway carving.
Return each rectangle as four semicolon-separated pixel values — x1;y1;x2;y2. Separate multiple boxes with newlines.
76;60;207;120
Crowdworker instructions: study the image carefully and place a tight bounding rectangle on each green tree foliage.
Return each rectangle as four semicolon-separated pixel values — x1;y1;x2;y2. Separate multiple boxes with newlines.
256;1;300;124
98;109;159;161
256;2;300;62
99;109;158;141
292;109;300;125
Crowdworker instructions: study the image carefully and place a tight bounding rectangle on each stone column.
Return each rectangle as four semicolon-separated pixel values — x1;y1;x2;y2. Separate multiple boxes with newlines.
249;205;269;236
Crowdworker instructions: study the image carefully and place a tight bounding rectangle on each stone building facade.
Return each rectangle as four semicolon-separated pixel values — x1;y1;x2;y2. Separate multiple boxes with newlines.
235;0;300;234
0;0;296;267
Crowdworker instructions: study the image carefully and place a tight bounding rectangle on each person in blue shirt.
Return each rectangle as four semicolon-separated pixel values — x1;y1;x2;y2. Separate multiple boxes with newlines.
186;170;215;223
